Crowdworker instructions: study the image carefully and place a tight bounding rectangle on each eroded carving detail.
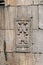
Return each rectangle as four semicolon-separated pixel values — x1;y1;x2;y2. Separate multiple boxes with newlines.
15;20;32;52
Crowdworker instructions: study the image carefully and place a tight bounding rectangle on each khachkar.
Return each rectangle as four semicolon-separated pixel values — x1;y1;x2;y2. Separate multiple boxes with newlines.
15;6;33;52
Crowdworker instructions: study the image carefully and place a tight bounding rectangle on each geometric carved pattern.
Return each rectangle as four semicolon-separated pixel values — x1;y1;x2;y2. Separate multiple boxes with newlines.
15;20;32;52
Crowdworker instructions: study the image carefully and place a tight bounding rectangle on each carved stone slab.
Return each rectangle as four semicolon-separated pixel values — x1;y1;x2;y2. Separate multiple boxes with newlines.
15;20;32;52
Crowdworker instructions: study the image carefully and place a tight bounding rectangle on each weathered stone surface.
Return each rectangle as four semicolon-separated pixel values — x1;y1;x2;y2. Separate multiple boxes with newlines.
0;30;4;52
26;53;43;65
6;53;20;65
39;5;43;29
32;30;43;53
39;0;43;4
5;0;43;5
5;0;16;6
6;53;15;65
33;0;39;4
1;0;43;65
5;30;15;52
32;6;39;29
5;0;33;6
0;52;6;65
5;0;10;6
33;0;43;4
5;7;16;29
15;21;32;52
16;0;33;5
0;7;5;29
16;6;32;20
5;53;43;65
19;53;26;65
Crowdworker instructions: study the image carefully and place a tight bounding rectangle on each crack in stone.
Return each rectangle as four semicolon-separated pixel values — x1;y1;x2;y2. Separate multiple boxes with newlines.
4;40;7;61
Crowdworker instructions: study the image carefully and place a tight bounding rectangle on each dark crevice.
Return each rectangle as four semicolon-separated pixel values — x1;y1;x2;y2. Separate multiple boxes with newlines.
0;4;5;6
4;40;7;61
0;0;5;6
0;0;4;3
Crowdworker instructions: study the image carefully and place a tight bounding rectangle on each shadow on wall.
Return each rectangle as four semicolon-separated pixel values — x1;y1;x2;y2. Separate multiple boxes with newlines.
0;0;5;6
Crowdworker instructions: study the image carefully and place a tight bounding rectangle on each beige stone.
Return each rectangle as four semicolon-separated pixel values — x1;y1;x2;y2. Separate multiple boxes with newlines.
0;52;6;65
39;0;43;4
33;0;39;4
26;53;43;65
0;30;4;52
32;6;39;29
5;0;16;6
6;53;43;65
32;30;43;53
5;53;26;65
5;7;16;29
39;5;43;29
33;0;43;4
5;0;33;6
0;7;5;29
16;6;32;20
4;30;15;52
15;21;32;52
16;0;33;5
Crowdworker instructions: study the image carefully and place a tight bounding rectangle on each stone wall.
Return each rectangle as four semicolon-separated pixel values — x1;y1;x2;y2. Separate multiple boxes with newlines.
0;0;43;65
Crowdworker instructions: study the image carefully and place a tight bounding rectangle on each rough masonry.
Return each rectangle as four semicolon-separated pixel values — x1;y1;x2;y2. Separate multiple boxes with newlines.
0;0;43;65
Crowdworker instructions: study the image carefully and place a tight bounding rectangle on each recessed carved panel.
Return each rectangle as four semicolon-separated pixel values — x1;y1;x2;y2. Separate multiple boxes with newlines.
15;20;32;52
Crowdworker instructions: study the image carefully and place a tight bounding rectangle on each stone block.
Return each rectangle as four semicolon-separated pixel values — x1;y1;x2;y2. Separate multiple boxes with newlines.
39;0;43;4
5;53;31;65
16;0;33;5
26;53;43;65
5;30;15;52
5;0;16;6
16;6;32;20
5;7;16;30
39;5;43;29
0;52;6;65
7;53;43;65
0;30;4;52
32;30;43;53
32;6;39;29
33;0;39;4
1;52;43;65
33;0;43;4
5;0;33;6
0;7;5;29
